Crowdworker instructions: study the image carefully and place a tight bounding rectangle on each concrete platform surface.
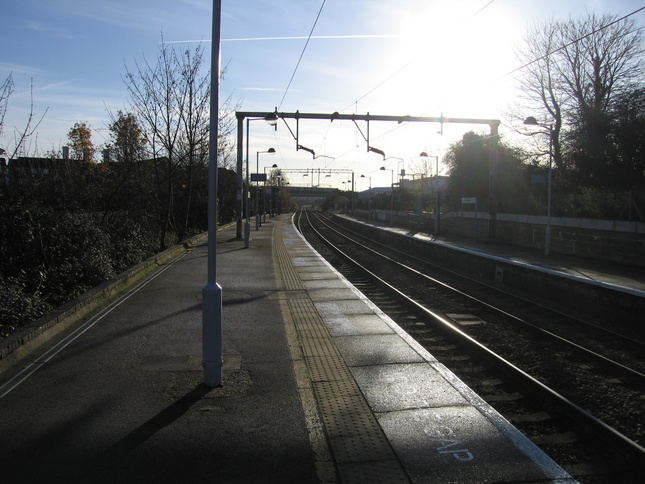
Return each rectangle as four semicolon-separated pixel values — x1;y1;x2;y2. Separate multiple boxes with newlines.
0;214;577;483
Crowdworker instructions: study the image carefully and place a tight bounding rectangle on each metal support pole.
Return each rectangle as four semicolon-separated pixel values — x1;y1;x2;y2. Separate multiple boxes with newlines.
255;152;260;230
236;116;243;239
390;170;394;224
351;172;355;215
435;191;440;235
263;182;267;223
202;0;223;388
256;185;260;229
244;118;250;248
545;125;553;255
488;122;499;241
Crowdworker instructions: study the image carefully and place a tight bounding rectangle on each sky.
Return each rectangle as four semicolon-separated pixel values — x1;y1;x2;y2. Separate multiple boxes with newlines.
2;0;645;189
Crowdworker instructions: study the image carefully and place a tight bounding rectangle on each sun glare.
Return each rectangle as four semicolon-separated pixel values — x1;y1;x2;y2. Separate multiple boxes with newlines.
342;1;521;186
389;1;517;119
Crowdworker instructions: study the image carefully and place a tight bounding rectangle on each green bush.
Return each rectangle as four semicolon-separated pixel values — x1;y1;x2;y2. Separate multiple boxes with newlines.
106;220;157;273
0;202;158;336
560;188;626;219
0;273;52;334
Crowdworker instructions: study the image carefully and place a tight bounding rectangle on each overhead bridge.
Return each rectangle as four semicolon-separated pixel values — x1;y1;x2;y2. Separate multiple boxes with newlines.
287;186;339;207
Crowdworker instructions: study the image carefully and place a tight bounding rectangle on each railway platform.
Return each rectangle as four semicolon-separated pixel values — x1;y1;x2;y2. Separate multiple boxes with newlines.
0;214;575;483
336;214;645;296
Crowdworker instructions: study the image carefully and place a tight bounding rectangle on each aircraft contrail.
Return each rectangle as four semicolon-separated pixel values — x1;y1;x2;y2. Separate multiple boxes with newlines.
162;34;397;43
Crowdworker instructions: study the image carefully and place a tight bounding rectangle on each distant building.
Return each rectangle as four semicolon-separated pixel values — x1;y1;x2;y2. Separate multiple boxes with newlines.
0;148;7;186
357;186;392;198
6;157;83;185
357;176;450;198
400;175;449;193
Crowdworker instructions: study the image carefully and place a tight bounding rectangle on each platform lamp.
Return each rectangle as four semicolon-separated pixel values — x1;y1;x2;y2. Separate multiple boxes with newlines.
265;112;279;129
380;166;394;224
419;151;439;177
256;148;276;230
420;152;442;235
264;163;278;221
524;116;553;256
361;175;373;218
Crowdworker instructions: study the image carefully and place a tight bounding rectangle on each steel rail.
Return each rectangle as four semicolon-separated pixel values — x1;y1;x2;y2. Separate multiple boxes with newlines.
321;214;645;383
299;208;645;468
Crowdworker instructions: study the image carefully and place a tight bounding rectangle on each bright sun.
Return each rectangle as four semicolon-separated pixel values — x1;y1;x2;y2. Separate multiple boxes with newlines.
391;1;517;119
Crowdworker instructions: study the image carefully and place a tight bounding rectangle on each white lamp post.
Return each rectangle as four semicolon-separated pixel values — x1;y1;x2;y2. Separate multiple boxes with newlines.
243;115;278;246
256;148;275;230
385;157;405;185
380;166;394;224
524;116;554;255
203;0;223;387
361;174;372;218
264;164;278;220
419;151;439;177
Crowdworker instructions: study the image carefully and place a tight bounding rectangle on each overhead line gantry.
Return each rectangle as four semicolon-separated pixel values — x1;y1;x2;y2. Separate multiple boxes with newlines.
235;110;501;240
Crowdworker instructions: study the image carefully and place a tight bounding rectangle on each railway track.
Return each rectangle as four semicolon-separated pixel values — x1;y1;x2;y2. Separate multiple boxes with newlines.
296;208;645;484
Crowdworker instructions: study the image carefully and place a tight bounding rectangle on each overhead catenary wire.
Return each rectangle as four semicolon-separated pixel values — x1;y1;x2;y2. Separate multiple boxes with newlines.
312;0;498;170
339;3;644;119
273;1;497;171
277;0;327;111
280;3;645;182
329;4;645;170
338;0;497;114
499;5;645;81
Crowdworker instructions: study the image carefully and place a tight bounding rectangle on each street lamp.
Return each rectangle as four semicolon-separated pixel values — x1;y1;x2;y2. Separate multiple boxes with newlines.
420;152;442;234
256;148;275;230
385;156;405;187
361;174;373;218
203;0;223;387
264;164;278;221
265;112;278;129
524;116;554;255
276;175;283;215
240;113;277;243
380;166;394;224
342;179;353;214
419;151;439;177
244;117;267;248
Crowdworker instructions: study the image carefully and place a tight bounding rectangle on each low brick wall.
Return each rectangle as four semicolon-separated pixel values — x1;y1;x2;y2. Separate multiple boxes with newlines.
354;209;645;268
336;214;645;335
0;231;211;374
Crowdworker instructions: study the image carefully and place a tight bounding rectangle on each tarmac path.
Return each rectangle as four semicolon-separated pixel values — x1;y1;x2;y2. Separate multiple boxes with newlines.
0;225;321;483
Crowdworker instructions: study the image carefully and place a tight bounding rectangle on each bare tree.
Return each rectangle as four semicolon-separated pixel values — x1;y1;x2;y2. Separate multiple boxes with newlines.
514;12;645;178
0;75;48;158
175;45;211;240
124;38;240;247
408;153;437;178
514;18;566;169
124;38;207;247
558;13;645;122
217;91;240;171
0;74;14;137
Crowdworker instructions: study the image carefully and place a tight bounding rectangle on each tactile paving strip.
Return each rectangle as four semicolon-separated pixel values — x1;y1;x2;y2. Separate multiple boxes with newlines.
274;220;410;482
306;354;354;382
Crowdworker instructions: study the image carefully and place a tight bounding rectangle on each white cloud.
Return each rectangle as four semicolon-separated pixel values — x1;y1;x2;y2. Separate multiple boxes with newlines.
239;87;284;92
0;62;45;77
27;21;75;39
